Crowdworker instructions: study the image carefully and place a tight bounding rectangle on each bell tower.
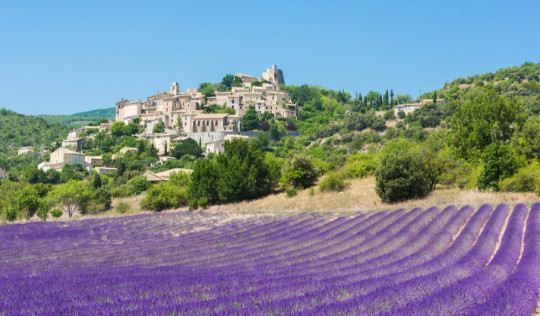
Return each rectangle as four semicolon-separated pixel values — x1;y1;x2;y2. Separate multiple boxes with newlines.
170;82;180;95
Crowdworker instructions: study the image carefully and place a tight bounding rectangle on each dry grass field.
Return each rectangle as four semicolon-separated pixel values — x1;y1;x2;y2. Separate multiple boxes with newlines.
24;176;538;224
204;176;540;216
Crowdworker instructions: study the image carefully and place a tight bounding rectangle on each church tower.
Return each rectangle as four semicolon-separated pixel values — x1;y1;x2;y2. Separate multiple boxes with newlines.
170;82;180;95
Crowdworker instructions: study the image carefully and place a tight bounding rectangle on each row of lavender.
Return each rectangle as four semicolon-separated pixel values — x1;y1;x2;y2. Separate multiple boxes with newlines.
0;203;539;315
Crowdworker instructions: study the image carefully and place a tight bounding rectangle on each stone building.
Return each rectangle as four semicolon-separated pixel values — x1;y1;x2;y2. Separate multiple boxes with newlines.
393;98;446;116
62;138;85;150
18;147;34;155
38;148;86;171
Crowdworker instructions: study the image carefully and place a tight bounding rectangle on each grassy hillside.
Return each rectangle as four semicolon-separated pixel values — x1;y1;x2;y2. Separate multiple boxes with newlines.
418;62;540;115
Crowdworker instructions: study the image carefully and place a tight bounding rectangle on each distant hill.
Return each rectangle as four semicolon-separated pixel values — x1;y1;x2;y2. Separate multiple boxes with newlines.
35;107;115;128
0;108;68;156
72;107;115;118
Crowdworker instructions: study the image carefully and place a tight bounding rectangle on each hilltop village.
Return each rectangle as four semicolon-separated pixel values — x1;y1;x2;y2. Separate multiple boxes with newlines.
116;64;298;154
13;60;447;178
31;65;299;175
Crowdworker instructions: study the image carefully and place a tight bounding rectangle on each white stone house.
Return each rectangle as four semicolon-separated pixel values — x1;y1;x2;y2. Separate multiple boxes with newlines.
38;148;86;171
18;147;34;155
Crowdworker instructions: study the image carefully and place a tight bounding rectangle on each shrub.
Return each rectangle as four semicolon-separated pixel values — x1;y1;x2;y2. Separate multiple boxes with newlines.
5;206;18;222
111;185;133;198
115;201;129;214
320;172;349;192
281;153;319;189
343;154;378;178
499;161;540;192
286;187;297;198
309;187;315;196
36;203;49;221
383;110;396;121
456;163;483;190
169;171;190;187
127;176;151;195
375;141;430;203
141;183;188;212
50;209;63;218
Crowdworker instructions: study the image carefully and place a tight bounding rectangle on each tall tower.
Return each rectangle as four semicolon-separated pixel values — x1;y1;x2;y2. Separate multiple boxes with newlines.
261;64;285;85
170;82;180;95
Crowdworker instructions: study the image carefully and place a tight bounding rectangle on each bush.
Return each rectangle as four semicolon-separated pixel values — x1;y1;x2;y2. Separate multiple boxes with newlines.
169;171;190;187
50;209;63;218
383;110;396;121
286;187;298;198
320;172;349;192
127;176;151;195
343;154;378;178
5;206;18;222
281;153;319;189
499;161;540;193
375;141;430;203
115;201;129;214
141;183;188;212
111;185;134;198
36;203;49;221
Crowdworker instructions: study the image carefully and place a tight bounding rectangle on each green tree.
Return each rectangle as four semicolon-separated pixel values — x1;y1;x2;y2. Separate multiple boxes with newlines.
395;94;412;104
281;152;319;189
478;143;518;190
375;140;430;203
36;201;49;221
153;122;165;134
269;121;286;141
124;122;139;136
110;121;126;137
48;180;91;217
188;159;220;209
92;173;102;189
218;74;242;91
452;87;526;159
16;187;41;220
199;82;216;98
512;116;540;160
241;106;260;131
215;139;273;203
383;110;396;121
171;138;202;159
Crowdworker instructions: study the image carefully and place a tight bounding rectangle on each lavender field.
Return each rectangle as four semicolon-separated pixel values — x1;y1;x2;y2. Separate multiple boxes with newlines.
1;203;539;315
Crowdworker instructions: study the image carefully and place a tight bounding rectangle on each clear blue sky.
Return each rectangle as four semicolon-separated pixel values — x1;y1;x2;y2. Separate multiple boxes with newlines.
1;0;539;115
